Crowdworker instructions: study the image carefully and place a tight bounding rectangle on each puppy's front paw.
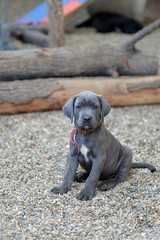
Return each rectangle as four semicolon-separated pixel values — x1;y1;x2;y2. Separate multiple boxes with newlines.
76;188;94;201
50;184;69;195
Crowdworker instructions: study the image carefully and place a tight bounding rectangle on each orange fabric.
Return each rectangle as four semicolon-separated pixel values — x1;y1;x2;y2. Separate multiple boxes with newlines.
40;1;83;25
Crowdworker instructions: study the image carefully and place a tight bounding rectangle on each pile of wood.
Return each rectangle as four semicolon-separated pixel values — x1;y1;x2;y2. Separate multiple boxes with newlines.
0;16;160;114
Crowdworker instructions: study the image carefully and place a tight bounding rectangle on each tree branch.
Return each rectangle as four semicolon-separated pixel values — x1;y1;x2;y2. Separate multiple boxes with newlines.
120;18;160;51
47;0;64;47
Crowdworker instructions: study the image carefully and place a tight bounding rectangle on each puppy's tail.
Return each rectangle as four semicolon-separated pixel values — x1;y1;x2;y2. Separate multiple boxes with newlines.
131;162;156;173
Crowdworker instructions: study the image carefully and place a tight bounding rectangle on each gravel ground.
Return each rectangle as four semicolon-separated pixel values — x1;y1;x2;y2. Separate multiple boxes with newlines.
0;106;160;240
0;1;160;239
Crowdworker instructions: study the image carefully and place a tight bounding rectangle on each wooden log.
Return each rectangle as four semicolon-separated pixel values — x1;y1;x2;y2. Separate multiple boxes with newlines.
0;45;158;81
10;23;49;35
0;19;160;80
12;29;49;47
10;24;49;47
0;76;160;114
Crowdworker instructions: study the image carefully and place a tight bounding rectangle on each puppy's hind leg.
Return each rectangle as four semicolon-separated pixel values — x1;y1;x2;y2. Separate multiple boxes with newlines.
74;172;89;182
98;146;132;191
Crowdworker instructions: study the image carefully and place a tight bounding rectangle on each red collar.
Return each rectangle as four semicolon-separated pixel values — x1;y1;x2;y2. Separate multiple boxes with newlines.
69;128;79;153
69;125;100;153
78;129;93;134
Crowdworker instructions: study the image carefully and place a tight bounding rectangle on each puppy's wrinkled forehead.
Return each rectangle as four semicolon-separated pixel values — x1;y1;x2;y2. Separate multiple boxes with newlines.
75;91;100;107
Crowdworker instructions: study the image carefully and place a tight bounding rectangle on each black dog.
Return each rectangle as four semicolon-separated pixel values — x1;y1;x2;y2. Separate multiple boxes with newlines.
77;12;142;33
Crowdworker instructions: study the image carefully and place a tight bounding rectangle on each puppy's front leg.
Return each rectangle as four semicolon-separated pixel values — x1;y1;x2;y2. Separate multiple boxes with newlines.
77;158;104;201
51;153;78;195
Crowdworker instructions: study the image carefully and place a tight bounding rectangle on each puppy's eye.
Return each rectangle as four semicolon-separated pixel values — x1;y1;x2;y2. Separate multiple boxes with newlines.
76;105;81;109
93;105;98;109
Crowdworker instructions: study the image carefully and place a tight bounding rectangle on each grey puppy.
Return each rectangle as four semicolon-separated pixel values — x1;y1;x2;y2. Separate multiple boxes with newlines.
51;91;156;201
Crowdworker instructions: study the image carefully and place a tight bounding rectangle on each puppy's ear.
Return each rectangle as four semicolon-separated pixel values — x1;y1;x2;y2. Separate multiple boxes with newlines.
98;95;110;122
62;96;76;123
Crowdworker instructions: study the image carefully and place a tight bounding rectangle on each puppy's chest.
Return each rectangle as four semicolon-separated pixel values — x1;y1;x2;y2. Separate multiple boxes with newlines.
79;144;90;162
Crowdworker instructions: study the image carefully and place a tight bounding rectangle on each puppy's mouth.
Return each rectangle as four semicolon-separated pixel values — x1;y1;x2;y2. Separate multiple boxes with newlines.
78;125;93;131
83;125;92;130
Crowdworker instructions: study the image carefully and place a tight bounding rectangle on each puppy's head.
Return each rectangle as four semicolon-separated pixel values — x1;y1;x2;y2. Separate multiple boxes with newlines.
62;91;110;131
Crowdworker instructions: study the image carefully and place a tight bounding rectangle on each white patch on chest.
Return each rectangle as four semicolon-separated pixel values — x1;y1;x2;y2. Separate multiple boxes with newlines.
80;144;89;162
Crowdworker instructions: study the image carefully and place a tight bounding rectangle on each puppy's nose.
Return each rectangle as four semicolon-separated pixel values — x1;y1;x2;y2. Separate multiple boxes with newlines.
83;116;91;122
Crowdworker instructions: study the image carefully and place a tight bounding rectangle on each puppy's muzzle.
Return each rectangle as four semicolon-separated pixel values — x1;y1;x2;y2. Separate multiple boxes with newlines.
78;115;95;130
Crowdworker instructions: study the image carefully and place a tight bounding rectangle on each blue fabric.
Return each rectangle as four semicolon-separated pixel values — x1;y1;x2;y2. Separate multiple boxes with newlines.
15;0;89;25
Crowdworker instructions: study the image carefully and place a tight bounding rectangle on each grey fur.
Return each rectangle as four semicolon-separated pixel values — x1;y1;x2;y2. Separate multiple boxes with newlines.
51;91;156;201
